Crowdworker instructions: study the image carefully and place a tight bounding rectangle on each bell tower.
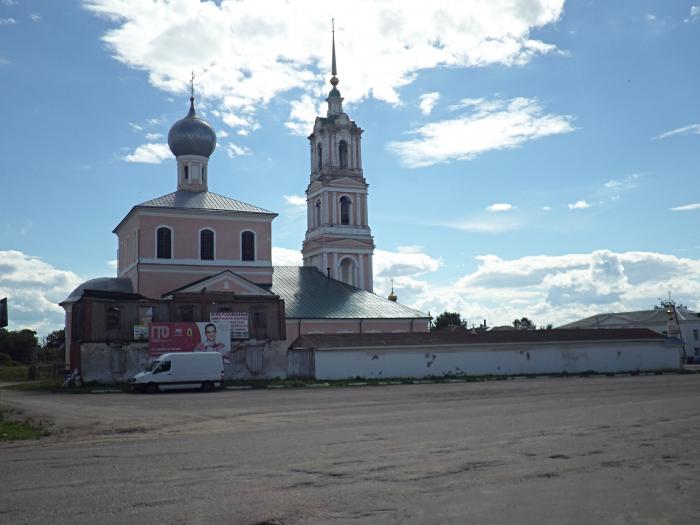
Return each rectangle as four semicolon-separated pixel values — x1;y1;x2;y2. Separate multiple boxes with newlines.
301;22;374;291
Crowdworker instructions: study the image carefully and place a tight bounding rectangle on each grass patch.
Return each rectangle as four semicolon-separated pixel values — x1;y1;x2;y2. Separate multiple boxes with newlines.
0;410;49;441
0;365;29;382
2;379;65;392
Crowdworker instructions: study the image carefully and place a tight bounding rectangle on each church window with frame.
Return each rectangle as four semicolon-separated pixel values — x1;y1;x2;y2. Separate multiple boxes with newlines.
338;140;348;168
200;229;214;260
241;231;255;261
156;227;172;259
317;143;323;171
315;200;321;227
339;196;351;225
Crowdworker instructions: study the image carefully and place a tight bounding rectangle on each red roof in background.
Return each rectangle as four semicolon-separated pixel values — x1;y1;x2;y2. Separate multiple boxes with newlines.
293;328;667;350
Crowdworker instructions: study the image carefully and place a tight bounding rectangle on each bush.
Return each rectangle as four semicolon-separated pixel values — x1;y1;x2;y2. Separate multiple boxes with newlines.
0;353;13;366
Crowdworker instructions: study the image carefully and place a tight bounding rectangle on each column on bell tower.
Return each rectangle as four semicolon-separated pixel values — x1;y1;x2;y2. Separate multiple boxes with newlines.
301;22;375;292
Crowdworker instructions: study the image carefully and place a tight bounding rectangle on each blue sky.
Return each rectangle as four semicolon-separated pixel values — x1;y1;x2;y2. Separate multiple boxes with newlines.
1;0;699;336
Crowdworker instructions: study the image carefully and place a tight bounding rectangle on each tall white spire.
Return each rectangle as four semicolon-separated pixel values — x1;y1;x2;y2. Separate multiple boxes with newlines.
326;19;344;116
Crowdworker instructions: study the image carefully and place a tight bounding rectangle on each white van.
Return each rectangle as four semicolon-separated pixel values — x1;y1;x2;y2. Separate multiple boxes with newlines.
131;352;224;393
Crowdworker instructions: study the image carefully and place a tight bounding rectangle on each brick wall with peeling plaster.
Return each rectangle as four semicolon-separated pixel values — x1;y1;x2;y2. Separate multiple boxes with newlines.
80;340;289;383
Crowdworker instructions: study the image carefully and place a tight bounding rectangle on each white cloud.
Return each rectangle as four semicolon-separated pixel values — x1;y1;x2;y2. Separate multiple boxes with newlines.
1;0;18;6
107;259;118;270
218;129;229;138
0;17;17;25
285;94;323;136
372;248;442;302
283;194;306;207
226;143;250;158
436;215;521;233
568;200;590;210
0;56;9;65
0;250;84;336
29;13;41;23
653;123;700;140
145;132;162;140
387;97;574;168
691;6;700;18
129;122;143;132
396;250;700;329
486;203;513;212
123;143;171;164
604;173;639;190
418;92;440;115
272;246;302;266
83;0;565;134
396;245;425;254
541;206;552;211
671;203;700;211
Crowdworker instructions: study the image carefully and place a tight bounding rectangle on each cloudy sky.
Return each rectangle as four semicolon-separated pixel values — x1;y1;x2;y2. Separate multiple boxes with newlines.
1;0;699;336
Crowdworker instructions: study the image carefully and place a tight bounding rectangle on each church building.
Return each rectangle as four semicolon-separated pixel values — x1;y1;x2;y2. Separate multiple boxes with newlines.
60;34;430;382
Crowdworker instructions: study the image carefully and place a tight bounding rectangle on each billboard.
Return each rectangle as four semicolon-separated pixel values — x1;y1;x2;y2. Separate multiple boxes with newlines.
149;322;231;361
0;297;6;328
210;312;249;339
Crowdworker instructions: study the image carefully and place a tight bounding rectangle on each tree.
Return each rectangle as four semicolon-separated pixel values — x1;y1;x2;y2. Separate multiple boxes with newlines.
654;297;688;310
512;317;536;331
431;311;466;332
0;328;39;364
44;329;65;349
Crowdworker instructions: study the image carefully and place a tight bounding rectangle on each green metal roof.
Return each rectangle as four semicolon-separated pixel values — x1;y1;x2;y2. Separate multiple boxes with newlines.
137;190;274;214
271;266;428;319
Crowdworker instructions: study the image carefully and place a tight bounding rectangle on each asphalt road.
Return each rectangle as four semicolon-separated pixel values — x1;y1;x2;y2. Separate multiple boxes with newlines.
1;375;700;524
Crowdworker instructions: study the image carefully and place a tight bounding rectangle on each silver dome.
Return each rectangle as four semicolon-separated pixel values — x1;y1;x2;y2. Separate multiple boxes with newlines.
167;97;217;158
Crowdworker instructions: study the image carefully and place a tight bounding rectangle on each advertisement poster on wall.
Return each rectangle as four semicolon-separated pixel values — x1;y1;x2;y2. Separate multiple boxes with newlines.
210;312;249;339
148;322;231;360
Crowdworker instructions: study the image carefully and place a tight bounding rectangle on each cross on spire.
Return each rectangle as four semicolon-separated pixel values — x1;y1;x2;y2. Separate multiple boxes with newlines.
190;71;195;100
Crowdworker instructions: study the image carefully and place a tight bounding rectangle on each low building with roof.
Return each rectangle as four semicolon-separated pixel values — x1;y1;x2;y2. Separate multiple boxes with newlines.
558;307;700;359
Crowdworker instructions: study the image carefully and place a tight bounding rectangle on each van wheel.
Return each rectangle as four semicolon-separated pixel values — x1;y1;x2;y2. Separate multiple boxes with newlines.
146;382;159;394
201;381;214;393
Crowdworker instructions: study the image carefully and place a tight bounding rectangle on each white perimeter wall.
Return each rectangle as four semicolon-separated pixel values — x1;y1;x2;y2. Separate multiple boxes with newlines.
314;341;682;380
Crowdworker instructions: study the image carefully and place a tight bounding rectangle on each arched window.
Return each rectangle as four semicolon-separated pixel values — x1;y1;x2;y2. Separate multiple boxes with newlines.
340;196;351;225
317;143;322;171
241;231;255;261
339;258;357;287
315;200;321;227
339;140;348;168
184;165;189;180
156;227;172;259
200;229;214;260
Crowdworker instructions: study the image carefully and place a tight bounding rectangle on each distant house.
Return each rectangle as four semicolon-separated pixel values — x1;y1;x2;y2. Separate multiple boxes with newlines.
558;308;700;358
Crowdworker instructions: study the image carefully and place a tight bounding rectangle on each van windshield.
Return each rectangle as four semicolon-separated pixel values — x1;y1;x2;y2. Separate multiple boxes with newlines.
148;360;160;372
